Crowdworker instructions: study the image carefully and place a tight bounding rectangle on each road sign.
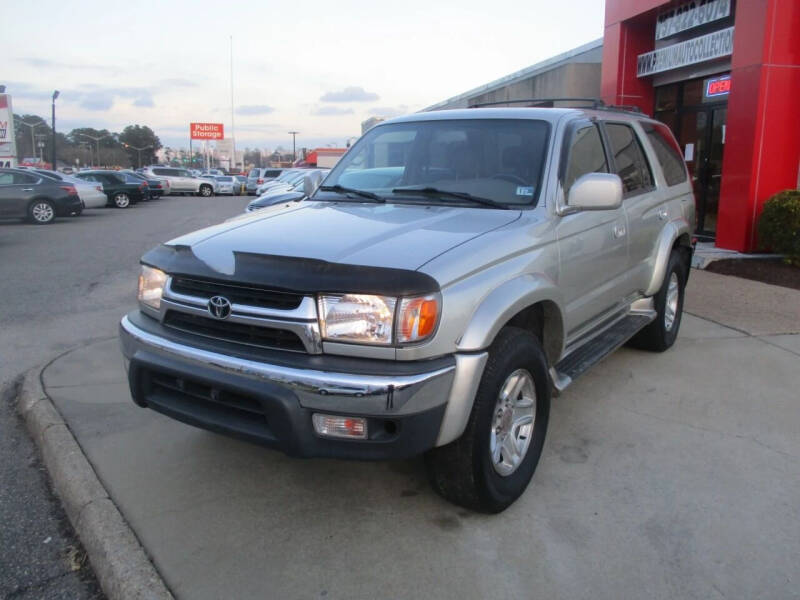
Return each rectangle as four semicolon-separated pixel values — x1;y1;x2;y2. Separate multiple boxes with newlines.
190;123;224;140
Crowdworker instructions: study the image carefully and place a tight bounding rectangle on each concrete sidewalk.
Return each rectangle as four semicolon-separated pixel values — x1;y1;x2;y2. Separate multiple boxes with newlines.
39;271;800;600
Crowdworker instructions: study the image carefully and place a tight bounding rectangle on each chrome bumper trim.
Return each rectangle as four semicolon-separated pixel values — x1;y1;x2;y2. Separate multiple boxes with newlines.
120;315;455;416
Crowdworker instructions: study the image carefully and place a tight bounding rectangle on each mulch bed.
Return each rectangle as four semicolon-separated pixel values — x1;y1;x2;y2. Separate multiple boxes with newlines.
705;258;800;291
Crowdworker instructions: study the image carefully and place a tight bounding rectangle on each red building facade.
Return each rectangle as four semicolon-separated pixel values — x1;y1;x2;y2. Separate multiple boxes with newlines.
601;0;800;251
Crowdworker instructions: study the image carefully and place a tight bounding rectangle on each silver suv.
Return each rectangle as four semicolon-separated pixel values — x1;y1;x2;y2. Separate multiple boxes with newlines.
121;106;694;512
141;166;216;197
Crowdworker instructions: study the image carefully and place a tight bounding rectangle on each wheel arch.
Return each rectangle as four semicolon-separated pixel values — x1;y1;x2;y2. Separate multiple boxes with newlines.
457;273;566;366
645;218;692;296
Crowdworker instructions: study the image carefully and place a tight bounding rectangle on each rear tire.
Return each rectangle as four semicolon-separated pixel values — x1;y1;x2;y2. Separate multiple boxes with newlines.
425;327;550;513
628;249;687;352
199;185;213;197
28;199;56;224
113;193;131;209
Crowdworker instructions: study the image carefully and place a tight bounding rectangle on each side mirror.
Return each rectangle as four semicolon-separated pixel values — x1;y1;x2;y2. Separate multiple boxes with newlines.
566;173;623;211
303;172;323;197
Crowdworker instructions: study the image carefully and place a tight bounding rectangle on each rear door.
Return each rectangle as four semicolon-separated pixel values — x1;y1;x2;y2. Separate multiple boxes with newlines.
601;121;662;294
0;172;39;217
556;120;630;339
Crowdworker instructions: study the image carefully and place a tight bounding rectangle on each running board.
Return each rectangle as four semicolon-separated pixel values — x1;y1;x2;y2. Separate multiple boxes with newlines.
551;313;655;392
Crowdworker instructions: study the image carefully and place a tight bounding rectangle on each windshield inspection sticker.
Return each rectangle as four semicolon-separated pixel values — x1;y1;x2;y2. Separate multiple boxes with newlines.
516;186;534;197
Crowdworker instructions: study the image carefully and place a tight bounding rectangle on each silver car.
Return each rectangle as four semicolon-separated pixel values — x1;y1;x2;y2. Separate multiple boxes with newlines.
121;105;694;512
141;166;216;197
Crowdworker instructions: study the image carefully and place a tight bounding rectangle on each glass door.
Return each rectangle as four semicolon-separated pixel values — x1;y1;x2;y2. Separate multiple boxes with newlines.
679;106;726;238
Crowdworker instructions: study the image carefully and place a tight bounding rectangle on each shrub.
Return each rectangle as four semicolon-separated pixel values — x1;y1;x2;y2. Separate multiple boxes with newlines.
757;189;800;265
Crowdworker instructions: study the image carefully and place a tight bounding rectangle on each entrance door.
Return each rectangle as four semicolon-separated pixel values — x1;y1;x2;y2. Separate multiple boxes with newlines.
679;106;726;238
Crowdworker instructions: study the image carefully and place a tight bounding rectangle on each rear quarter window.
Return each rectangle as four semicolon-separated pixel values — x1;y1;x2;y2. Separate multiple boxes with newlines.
642;122;688;186
152;169;171;176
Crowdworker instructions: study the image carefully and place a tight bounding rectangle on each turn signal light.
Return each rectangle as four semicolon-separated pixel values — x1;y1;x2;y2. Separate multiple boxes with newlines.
396;295;440;343
312;414;367;440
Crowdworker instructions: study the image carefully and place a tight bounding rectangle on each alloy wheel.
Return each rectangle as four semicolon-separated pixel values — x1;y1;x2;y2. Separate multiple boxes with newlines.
665;272;679;331
32;202;55;223
489;369;537;476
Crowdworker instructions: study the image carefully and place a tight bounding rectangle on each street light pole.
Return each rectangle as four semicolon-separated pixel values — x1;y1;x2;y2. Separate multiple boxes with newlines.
122;143;153;169
15;118;47;158
77;133;112;167
288;131;299;163
51;90;59;169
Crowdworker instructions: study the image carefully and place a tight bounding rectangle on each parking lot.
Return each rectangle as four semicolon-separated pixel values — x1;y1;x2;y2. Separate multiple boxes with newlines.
2;196;800;599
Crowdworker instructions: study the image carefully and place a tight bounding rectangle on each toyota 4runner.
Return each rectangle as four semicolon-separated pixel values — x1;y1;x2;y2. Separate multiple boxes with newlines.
120;105;695;512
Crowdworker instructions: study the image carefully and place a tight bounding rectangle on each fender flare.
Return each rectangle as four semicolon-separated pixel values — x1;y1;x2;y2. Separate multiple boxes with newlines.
645;218;691;296
457;273;565;364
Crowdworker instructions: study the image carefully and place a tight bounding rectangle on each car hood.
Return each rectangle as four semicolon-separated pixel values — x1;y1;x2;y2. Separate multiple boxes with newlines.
167;201;521;273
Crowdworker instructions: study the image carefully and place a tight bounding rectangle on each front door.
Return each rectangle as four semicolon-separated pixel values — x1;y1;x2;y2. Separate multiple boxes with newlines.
679;106;727;238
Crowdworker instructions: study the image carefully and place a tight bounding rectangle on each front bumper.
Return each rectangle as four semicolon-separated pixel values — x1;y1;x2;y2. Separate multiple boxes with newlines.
119;311;461;459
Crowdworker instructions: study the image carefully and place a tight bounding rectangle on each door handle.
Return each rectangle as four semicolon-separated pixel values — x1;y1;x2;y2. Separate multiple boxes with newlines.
613;224;626;238
658;208;669;221
22;188;34;191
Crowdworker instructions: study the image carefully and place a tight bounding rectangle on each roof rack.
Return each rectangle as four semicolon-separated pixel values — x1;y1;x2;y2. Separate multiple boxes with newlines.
468;98;645;116
469;98;605;109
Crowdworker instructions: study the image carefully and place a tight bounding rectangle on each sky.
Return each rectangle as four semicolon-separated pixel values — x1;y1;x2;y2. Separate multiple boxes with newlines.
2;0;604;151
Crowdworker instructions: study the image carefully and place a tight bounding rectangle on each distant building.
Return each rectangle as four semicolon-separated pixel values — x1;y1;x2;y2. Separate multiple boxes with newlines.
425;39;602;110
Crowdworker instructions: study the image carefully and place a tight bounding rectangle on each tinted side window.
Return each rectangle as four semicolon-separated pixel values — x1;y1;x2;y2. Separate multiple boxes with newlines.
604;123;654;196
642;122;688;186
265;170;282;177
13;173;39;184
564;124;608;194
0;173;15;185
152;168;170;176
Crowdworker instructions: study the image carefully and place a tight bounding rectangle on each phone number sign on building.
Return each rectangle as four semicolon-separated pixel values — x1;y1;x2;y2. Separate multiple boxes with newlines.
190;123;224;140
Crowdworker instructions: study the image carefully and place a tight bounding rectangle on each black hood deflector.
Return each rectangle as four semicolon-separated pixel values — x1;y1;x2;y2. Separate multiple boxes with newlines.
141;244;440;297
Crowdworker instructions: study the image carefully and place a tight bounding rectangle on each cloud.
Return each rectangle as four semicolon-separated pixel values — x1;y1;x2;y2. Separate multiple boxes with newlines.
16;57;117;73
70;87;155;111
236;105;275;116
311;106;354;116
158;78;198;88
320;86;379;103
367;106;409;118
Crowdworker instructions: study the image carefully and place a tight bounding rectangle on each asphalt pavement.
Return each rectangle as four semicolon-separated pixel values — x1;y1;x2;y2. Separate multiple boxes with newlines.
3;195;800;599
0;195;253;599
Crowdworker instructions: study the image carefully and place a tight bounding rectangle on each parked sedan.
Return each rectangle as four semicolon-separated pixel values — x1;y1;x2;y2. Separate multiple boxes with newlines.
74;170;148;208
31;168;107;211
120;170;170;199
0;168;82;224
213;175;239;195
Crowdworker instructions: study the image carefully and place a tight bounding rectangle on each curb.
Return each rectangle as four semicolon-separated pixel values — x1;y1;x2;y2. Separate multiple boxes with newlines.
16;366;173;600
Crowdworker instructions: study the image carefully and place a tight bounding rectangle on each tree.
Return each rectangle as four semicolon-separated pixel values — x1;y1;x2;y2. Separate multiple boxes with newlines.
118;125;161;168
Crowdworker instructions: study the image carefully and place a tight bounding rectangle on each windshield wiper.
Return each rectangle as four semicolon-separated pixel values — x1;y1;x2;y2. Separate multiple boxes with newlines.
391;186;511;210
319;185;385;203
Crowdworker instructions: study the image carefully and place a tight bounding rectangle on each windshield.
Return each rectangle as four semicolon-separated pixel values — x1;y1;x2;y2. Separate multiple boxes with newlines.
320;119;549;206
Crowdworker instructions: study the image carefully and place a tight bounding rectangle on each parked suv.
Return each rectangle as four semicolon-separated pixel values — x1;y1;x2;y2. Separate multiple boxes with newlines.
246;168;284;195
120;106;695;512
141;166;216;197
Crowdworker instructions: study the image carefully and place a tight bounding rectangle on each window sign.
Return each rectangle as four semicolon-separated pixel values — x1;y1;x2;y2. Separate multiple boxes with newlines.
637;27;734;77
703;74;731;102
656;0;731;41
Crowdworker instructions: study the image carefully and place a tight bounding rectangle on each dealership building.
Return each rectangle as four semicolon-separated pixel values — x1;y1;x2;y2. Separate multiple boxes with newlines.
428;0;799;252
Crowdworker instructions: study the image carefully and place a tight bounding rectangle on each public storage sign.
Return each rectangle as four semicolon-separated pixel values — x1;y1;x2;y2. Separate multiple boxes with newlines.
190;123;224;140
637;26;734;77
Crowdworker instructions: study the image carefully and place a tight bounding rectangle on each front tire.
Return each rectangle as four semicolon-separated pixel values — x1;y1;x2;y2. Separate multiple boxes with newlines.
628;249;687;352
199;185;213;197
425;327;550;513
28;199;56;224
113;193;131;209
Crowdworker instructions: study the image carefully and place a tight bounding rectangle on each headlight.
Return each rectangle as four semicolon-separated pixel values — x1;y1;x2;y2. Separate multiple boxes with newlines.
318;294;396;345
317;293;440;346
138;265;167;310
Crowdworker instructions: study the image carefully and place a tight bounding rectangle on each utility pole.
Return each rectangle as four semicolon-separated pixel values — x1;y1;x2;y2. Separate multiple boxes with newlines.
230;35;237;172
288;131;299;163
51;91;59;169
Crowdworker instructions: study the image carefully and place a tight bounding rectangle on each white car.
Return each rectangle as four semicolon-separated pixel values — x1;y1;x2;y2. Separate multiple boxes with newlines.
31;168;107;209
141;167;216;197
213;175;238;195
255;170;307;195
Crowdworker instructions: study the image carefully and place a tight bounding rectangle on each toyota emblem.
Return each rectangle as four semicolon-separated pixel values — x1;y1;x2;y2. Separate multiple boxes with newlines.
208;295;232;319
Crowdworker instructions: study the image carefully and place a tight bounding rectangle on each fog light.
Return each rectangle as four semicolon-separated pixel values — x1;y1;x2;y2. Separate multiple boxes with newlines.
312;413;367;440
